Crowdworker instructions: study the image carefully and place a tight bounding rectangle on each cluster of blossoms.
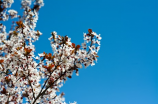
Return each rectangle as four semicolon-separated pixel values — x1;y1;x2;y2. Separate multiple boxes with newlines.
0;0;101;104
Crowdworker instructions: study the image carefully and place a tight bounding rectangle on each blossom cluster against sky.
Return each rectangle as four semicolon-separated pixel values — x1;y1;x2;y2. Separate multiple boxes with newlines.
5;0;157;104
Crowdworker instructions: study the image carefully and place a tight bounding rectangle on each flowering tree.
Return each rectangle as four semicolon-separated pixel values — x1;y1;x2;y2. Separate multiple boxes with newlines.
0;0;101;104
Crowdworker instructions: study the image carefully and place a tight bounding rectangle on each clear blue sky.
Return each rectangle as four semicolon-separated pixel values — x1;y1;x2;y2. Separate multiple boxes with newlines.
5;0;158;104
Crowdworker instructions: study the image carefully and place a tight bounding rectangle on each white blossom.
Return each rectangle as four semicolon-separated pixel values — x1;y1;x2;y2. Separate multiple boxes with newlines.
8;9;17;19
76;63;82;68
0;0;101;104
21;0;31;8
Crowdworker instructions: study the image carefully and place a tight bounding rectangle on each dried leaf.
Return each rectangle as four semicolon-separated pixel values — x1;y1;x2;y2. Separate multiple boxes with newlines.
76;45;80;50
68;76;72;78
72;43;75;48
95;55;99;57
88;29;92;33
0;59;4;63
71;49;75;55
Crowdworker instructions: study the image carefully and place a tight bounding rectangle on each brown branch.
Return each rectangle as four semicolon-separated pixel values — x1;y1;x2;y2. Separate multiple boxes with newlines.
32;42;66;104
87;34;94;54
26;56;35;100
6;93;10;104
32;66;75;104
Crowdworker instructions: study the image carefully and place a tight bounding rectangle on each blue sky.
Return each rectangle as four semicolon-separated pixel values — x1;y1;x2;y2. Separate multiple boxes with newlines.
5;0;158;104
